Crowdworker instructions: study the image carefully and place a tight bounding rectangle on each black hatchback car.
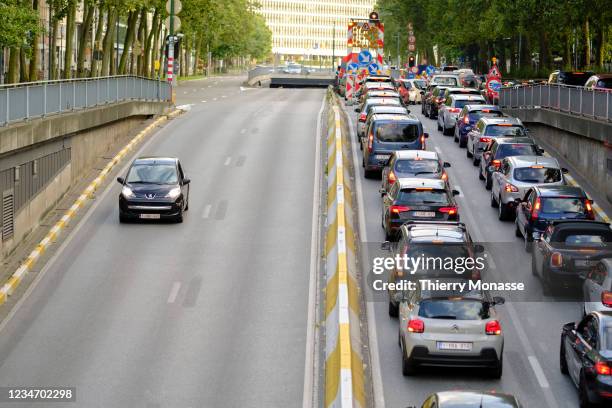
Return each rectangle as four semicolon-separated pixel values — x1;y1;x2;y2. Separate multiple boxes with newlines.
117;157;190;223
560;311;612;407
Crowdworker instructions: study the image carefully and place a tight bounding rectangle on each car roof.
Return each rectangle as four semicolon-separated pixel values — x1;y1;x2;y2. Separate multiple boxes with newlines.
134;157;177;165
394;150;438;160
397;178;446;189
479;117;523;125
436;391;520;407
494;137;535;144
464;104;501;112
451;94;486;101
549;220;611;229
601;258;612;270
446;87;479;92
371;113;418;122
507;155;559;167
533;185;587;197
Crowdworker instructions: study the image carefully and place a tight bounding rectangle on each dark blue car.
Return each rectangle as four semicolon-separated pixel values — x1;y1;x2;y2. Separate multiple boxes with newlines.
362;114;428;178
454;105;503;147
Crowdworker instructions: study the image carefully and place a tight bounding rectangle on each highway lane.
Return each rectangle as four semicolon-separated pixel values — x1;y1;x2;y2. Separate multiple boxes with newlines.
0;78;324;407
343;102;583;408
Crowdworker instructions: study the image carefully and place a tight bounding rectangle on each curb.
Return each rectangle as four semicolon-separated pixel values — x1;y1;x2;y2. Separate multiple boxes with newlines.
324;90;366;408
0;109;183;306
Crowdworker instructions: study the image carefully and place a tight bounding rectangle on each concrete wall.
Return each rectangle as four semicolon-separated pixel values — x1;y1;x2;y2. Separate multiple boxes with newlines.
502;108;612;204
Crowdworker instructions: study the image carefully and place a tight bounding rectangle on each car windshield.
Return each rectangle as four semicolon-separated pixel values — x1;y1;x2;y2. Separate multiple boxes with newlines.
497;144;537;157
397;188;450;205
433;77;458;86
597;78;612;88
564;234;609;247
485;125;525;137
513;167;561;183
541;198;586;214
418;299;489;320
604;327;612;350
375;122;419;142
469;110;503;120
126;163;178;184
413;80;427;89
395;159;440;175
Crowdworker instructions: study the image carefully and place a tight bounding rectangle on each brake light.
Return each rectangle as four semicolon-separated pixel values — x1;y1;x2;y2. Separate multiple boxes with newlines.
441;172;448;180
368;133;374;153
497;123;513;127
408;319;424;333
439;207;457;215
602;291;612;308
388;171;397;185
390;205;410;214
420;134;426;149
551;252;563;267
531;197;541;220
504;183;519;193
595;361;611;376
585;200;595;220
463;115;470;124
492;159;501;168
479;137;492;143
359;112;367;122
449;107;461;113
485;320;502;335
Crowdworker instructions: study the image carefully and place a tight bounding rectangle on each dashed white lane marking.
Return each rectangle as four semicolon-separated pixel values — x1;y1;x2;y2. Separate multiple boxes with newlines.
183;91;187;94
240;128;247;134
528;355;550;388
221;95;227;98
434;146;442;156
201;100;207;103
453;184;463;196
167;282;181;304
213;97;217;101
207;85;212;88
224;157;232;166
202;204;212;219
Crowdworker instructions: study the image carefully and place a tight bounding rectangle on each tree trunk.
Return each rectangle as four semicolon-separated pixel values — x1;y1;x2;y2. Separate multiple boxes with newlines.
136;7;146;76
91;9;105;77
599;29;606;68
101;7;116;76
193;34;202;75
7;47;19;84
76;1;94;78
519;34;530;72
564;31;572;70
19;46;29;82
150;20;163;77
538;31;551;73
50;15;59;79
63;0;76;79
28;0;39;81
144;9;159;77
118;10;137;74
584;17;591;68
159;27;167;79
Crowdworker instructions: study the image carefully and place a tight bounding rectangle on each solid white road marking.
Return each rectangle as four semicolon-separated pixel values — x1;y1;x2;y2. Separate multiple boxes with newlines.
201;100;207;103
528;355;550;388
302;93;326;408
222;95;227;98
224;157;232;166
213;97;217;101
167;282;181;304
202;205;212;219
240;128;247;135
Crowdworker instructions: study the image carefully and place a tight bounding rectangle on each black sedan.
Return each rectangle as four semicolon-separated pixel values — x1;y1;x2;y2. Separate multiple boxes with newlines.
560;312;612;407
117;157;190;223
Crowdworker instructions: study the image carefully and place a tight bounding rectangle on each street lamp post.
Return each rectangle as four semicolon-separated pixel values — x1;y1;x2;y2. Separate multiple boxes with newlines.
395;32;400;68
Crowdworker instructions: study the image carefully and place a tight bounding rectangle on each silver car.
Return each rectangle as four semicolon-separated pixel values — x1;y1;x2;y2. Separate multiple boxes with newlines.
490;155;567;220
466;117;526;166
438;94;486;136
356;97;402;138
397;277;505;378
583;258;612;315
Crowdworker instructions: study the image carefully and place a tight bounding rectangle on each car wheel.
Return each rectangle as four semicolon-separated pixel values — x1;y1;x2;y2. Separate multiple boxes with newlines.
466;145;473;158
498;198;510;221
489;357;503;379
453;130;459;142
364;169;375;179
531;253;538;276
479;167;485;180
578;373;592;408
401;341;416;376
485;173;492;190
437;121;442;131
472;155;480;167
388;301;398;317
119;214;129;223
560;337;569;375
515;220;523;237
490;190;498;208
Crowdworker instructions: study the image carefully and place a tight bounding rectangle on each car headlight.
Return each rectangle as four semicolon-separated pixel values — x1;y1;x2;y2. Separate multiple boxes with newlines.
121;186;135;198
165;187;181;199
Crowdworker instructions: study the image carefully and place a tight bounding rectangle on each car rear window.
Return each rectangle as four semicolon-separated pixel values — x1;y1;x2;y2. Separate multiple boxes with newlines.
604;327;612;350
564;234;609;246
597;78;612;89
541;198;586;214
561;73;590;86
418;299;488;320
514;167;561;183
469;110;503;121
127;164;178;184
397;188;450;205
395;159;440;175
414;80;427;89
454;99;484;108
484;125;525;137
375;122;419;142
433;77;458;86
497;144;537;157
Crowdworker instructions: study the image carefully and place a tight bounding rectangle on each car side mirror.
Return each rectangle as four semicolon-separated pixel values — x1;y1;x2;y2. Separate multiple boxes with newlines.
561;168;569;174
488;166;498;173
354;108;360;112
182;178;191;185
443;162;451;168
406;110;411;114
514;198;523;204
474;244;485;253
452;189;460;196
423;132;429;139
116;177;125;184
381;241;392;251
379;188;387;195
532;232;542;241
563;322;576;332
493;296;505;305
537;147;545;155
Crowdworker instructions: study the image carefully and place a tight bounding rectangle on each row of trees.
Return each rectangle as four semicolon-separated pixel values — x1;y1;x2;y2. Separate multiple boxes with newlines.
377;0;612;77
0;0;271;83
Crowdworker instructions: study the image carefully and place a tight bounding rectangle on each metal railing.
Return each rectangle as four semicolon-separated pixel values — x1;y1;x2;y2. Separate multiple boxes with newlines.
0;75;171;126
499;83;612;122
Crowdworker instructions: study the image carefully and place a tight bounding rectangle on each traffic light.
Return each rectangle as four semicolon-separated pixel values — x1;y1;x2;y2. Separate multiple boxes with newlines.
369;11;379;22
408;55;415;68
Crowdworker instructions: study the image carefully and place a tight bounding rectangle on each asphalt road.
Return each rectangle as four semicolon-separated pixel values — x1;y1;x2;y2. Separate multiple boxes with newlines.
343;101;586;408
0;77;324;407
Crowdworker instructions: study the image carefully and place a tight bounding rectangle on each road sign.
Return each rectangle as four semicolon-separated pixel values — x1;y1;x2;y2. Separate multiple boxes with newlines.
408;30;414;36
166;0;182;14
408;44;415;52
358;50;373;66
407;72;415;79
487;79;502;92
408;36;416;44
347;62;359;73
425;65;435;75
411;66;418;74
165;15;181;32
367;62;380;74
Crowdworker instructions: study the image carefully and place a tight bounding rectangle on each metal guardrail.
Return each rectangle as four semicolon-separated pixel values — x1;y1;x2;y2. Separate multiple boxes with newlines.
247;66;334;83
0;76;171;126
499;84;612;122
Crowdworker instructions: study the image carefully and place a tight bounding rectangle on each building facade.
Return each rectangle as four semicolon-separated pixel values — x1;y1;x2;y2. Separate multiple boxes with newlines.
258;0;376;60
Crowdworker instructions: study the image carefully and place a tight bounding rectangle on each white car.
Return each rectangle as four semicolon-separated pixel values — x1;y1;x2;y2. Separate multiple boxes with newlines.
490;155;567;220
397;277;505;378
438;94;486;135
397;78;427;104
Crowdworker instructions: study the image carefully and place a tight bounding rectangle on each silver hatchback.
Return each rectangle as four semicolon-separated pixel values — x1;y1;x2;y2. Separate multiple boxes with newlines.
397;278;505;378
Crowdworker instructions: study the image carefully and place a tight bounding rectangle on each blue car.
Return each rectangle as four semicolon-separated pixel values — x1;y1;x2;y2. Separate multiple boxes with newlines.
454;105;503;147
362;114;428;178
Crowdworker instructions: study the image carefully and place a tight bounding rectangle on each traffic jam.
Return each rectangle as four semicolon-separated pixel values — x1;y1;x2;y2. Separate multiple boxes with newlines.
337;65;612;407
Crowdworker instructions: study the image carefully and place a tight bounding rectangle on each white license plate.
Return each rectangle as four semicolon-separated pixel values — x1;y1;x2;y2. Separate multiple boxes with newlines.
437;341;472;351
140;214;161;219
375;155;390;160
575;260;594;267
413;211;436;217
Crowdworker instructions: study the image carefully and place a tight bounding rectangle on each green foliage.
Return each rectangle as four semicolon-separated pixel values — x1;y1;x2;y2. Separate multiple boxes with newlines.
0;0;41;49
